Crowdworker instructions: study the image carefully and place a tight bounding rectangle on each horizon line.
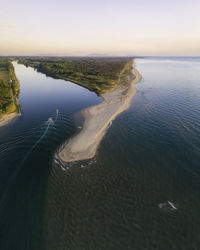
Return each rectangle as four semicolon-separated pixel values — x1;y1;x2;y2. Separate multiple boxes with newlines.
1;54;200;58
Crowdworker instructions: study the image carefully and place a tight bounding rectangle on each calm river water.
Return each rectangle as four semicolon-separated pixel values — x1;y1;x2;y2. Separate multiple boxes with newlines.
0;58;200;250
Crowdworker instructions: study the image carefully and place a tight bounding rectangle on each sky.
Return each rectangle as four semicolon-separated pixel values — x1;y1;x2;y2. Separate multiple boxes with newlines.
0;0;200;56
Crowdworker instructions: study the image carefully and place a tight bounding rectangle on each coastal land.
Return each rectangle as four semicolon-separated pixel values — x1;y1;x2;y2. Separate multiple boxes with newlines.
14;56;141;162
59;60;141;162
0;59;21;126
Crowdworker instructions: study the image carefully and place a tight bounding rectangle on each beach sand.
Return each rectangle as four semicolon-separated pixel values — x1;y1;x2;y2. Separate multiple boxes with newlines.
59;62;142;163
0;112;20;127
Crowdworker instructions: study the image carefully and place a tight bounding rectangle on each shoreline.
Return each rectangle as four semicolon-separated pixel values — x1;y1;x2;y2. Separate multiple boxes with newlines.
0;112;20;127
59;61;142;163
0;61;21;128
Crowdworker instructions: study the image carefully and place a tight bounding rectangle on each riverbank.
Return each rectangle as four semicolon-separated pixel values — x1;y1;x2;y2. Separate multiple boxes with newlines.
59;62;142;162
0;60;21;127
0;112;20;127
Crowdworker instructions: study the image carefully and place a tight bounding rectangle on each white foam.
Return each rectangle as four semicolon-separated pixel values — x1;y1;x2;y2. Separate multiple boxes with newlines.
158;201;178;211
60;165;66;171
168;201;177;210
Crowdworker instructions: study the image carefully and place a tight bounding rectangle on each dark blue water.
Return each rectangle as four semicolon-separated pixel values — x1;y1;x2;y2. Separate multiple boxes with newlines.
0;58;200;250
0;62;101;250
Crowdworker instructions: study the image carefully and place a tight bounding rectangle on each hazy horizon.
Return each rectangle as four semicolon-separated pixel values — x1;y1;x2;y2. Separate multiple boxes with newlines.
1;54;200;58
1;0;200;56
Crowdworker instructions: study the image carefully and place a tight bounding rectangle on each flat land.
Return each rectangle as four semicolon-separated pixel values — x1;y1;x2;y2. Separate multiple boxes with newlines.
17;57;133;94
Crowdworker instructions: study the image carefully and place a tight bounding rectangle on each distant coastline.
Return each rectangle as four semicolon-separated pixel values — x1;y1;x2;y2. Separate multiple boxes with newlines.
59;61;142;163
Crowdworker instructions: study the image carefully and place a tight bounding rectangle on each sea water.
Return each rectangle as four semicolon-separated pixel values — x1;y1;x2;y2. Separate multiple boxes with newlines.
0;58;200;250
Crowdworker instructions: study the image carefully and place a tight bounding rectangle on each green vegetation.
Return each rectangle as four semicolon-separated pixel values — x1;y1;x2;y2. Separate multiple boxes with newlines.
0;58;21;117
17;57;133;94
0;56;133;118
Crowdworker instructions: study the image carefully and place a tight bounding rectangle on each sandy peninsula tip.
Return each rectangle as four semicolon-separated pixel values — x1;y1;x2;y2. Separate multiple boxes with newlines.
59;62;142;163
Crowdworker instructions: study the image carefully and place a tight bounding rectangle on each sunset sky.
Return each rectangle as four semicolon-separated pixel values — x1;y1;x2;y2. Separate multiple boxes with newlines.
0;0;200;56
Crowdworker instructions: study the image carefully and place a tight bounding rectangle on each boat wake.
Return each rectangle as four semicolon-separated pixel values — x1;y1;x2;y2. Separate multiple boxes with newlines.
20;110;59;166
0;110;59;211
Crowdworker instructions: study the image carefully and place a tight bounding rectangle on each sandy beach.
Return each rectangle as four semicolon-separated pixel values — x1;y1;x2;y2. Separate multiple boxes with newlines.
0;112;20;127
59;62;142;163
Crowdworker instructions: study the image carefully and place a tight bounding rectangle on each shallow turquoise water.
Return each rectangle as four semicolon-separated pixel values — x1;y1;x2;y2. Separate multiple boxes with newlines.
0;58;200;250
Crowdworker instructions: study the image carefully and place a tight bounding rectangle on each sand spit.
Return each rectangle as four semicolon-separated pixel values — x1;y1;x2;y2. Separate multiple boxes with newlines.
0;112;20;127
59;62;142;163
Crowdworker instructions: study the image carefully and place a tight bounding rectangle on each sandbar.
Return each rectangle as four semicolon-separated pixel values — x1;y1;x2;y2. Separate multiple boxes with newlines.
0;112;20;127
59;62;142;163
